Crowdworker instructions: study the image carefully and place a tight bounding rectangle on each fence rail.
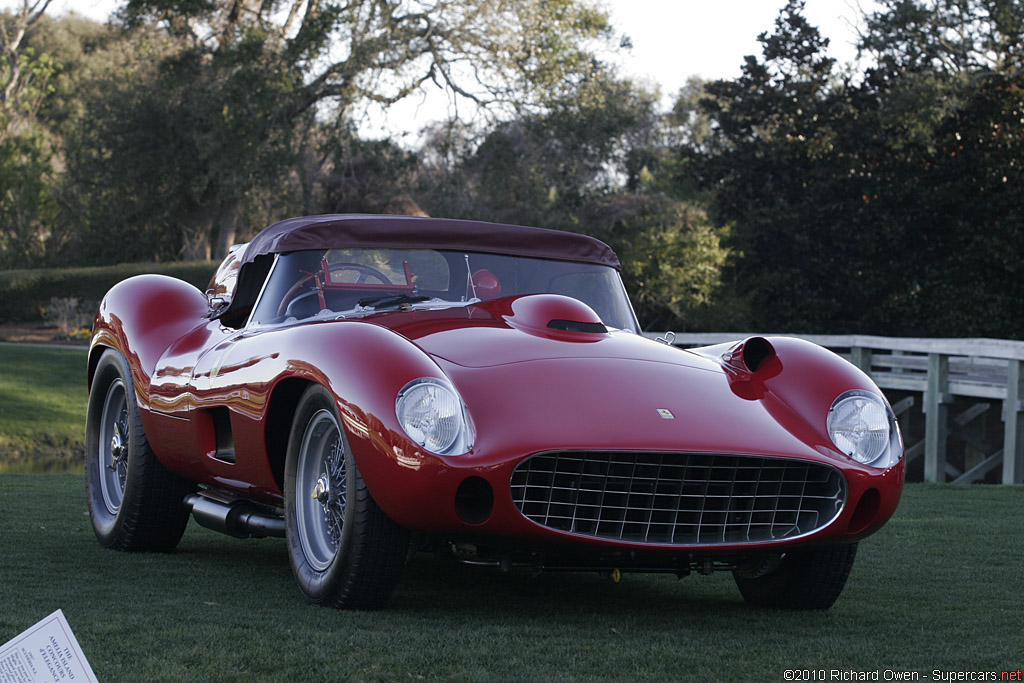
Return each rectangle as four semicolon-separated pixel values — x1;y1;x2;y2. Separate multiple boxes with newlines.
645;333;1024;485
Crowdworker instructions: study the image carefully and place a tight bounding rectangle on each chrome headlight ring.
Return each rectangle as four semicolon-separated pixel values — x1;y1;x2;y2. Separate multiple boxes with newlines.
827;390;903;469
395;377;473;455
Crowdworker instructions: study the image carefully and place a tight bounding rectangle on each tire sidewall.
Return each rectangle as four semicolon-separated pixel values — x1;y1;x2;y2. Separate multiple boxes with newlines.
734;542;859;609
284;385;357;603
85;349;141;546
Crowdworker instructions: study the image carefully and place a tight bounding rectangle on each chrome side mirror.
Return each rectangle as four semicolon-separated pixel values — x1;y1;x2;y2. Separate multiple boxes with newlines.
206;288;230;313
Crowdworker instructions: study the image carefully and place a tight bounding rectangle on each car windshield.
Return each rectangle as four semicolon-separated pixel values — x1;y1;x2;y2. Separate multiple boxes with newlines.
248;248;639;332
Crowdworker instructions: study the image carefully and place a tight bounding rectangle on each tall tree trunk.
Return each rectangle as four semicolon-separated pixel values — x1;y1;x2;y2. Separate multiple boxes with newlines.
214;201;239;260
180;228;211;261
181;212;214;261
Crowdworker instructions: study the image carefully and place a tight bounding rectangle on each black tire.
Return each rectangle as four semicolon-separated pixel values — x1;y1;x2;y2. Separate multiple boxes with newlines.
733;542;858;610
85;348;193;551
284;385;410;609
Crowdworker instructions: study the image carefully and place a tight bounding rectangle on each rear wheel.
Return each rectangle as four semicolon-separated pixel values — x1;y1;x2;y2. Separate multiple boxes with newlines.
733;542;858;610
284;385;409;609
85;349;192;551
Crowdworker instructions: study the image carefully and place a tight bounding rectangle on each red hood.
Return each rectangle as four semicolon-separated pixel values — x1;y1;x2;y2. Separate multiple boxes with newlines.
363;296;842;463
366;294;715;371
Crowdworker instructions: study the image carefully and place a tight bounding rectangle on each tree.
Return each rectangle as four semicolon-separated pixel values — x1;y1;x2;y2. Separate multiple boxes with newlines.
695;1;857;332
854;0;1024;336
625;77;716;202
688;0;1024;337
1;0;51;109
0;0;62;267
861;0;1023;77
410;68;735;332
316;133;425;216
418;69;660;227
581;194;731;331
67;0;616;262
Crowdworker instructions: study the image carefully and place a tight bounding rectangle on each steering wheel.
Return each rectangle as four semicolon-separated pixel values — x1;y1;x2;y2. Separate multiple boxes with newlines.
328;263;393;286
276;263;394;317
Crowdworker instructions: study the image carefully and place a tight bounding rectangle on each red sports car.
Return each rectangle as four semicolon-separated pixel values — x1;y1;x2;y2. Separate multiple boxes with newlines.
86;214;904;609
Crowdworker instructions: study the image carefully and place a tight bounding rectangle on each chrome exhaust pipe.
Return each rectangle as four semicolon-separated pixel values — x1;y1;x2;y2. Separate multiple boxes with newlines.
184;492;286;539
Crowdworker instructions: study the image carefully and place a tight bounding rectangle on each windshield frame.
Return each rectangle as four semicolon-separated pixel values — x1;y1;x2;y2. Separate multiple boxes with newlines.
245;249;640;333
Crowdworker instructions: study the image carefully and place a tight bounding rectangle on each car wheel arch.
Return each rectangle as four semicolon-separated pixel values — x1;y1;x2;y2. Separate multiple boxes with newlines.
264;375;398;506
88;341;137;395
264;377;317;492
87;344;109;392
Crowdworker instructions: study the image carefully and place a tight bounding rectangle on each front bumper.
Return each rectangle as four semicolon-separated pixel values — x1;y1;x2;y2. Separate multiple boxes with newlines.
352;435;904;559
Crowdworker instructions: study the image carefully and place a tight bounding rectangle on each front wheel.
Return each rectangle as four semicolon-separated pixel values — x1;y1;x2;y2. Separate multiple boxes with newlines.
733;542;858;610
85;348;192;551
284;385;409;609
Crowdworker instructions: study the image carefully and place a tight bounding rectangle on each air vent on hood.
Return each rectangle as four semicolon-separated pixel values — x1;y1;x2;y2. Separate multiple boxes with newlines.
547;319;607;334
474;294;609;340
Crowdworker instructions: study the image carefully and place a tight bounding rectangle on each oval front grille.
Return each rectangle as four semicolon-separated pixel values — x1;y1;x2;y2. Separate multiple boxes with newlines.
510;451;846;545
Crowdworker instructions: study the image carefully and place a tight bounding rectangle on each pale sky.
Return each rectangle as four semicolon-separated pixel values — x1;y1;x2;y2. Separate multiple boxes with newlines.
610;0;873;86
9;0;877;138
369;0;877;139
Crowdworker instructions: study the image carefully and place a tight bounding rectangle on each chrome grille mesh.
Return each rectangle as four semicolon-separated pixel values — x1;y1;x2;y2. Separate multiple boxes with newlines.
510;452;846;545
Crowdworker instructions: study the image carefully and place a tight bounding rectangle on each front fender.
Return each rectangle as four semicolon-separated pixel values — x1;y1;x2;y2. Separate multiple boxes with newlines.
216;320;455;514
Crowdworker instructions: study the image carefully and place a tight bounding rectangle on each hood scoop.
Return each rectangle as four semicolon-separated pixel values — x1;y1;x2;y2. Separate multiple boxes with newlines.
474;294;608;340
547;318;608;333
723;336;776;374
718;336;782;400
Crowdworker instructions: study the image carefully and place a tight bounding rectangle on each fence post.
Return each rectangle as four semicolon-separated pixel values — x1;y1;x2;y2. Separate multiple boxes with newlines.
850;346;873;375
924;353;950;483
1003;360;1023;484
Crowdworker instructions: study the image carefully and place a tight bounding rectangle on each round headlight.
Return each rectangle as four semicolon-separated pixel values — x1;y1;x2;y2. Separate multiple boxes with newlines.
827;390;899;467
396;378;471;455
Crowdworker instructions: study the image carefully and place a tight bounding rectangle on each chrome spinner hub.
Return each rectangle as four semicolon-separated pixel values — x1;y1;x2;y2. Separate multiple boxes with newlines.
312;473;331;510
109;424;125;470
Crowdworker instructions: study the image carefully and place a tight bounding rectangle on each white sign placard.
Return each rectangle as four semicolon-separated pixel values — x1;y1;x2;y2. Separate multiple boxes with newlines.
0;610;98;683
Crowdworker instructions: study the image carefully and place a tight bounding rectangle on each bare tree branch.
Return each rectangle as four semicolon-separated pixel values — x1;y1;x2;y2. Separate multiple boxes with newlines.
1;0;53;105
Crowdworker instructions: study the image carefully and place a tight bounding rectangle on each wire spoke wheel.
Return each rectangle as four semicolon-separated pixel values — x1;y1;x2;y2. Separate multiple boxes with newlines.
295;409;348;571
85;348;192;552
284;384;410;609
97;378;129;514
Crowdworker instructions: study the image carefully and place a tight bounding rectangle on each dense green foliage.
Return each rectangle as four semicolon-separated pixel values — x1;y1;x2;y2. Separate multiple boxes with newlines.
1;0;1022;335
52;0;617;261
690;0;1024;337
1;476;1021;680
0;260;216;322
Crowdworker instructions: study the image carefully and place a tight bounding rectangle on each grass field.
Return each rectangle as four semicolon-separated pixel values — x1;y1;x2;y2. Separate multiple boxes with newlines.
1;476;1021;682
0;345;88;473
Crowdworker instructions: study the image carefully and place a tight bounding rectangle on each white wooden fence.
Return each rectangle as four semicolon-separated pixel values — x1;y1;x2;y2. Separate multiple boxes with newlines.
646;333;1024;485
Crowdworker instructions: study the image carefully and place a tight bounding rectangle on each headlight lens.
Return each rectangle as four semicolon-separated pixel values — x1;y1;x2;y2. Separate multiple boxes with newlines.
396;378;471;455
827;390;901;468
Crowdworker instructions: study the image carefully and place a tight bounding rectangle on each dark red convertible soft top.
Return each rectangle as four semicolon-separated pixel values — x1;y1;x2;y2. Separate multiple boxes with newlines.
241;214;620;270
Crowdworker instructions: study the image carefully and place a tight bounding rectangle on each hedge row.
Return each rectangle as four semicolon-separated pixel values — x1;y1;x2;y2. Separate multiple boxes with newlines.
0;261;219;323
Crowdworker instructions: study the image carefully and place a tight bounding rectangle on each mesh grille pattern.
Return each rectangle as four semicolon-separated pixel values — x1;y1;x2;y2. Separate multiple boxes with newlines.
510;452;846;545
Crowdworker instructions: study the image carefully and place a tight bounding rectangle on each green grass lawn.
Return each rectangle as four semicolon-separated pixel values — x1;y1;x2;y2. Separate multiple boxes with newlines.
0;345;88;472
1;476;1021;682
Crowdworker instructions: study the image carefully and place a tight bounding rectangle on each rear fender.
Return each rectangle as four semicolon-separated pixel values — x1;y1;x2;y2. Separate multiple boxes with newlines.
88;274;209;402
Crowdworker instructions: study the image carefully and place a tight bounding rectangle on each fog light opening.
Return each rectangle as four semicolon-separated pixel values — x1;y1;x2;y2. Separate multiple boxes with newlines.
848;488;881;535
455;476;494;525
